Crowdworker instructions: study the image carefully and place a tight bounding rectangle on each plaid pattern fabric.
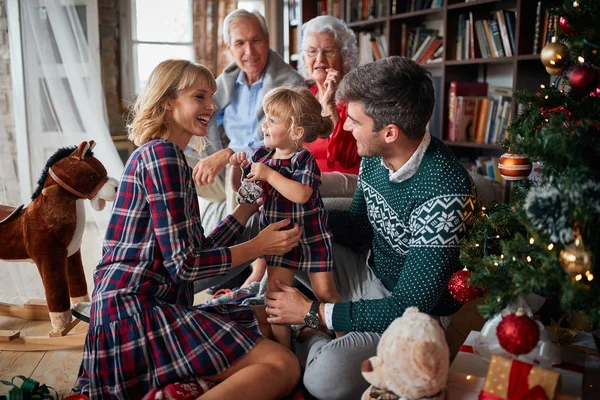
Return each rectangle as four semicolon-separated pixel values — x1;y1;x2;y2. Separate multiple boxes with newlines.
249;148;333;272
76;140;262;398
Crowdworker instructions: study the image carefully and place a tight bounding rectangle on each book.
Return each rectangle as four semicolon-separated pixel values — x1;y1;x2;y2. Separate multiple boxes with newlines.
447;81;488;141
474;98;491;143
456;96;485;142
533;1;543;53
505;11;516;54
474;20;490;58
496;10;512;57
468;12;476;59
489;19;505;58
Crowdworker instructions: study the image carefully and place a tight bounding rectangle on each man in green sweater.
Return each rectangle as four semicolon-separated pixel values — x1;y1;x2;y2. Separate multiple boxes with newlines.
265;56;477;400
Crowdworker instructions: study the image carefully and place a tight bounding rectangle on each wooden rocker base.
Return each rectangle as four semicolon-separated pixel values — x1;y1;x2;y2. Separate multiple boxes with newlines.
0;299;87;351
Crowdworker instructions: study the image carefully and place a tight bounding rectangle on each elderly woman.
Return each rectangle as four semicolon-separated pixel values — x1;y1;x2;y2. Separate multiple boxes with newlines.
299;15;360;197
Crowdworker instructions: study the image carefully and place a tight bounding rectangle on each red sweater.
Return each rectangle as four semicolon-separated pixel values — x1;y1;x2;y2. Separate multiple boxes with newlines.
304;85;361;174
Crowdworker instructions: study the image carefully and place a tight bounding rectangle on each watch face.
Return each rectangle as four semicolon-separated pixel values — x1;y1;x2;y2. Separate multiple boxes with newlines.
304;312;320;329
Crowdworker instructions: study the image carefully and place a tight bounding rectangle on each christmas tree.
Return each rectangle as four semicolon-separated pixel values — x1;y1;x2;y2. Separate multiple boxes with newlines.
458;0;600;326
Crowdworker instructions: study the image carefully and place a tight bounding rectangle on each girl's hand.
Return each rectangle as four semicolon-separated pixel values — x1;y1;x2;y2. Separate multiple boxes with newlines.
247;163;273;183
229;152;248;168
254;219;301;256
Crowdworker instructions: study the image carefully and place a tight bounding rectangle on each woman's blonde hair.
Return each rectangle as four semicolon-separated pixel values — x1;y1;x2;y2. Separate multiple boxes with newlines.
263;87;334;148
127;59;216;149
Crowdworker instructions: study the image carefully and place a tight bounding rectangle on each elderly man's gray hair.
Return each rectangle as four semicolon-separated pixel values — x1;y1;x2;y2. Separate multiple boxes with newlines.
223;9;269;46
297;15;358;78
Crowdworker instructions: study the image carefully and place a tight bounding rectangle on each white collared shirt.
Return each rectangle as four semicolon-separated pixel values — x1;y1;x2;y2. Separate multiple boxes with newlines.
381;132;431;182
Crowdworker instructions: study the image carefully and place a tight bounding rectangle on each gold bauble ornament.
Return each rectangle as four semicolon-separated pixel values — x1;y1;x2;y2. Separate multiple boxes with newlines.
546;66;563;75
498;152;532;181
559;233;592;276
541;40;569;68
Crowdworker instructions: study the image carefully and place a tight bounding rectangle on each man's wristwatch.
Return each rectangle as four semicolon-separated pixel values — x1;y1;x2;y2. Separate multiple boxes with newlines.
304;301;321;329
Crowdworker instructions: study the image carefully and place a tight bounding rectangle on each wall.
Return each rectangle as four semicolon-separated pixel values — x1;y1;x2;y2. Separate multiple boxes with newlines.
98;0;125;137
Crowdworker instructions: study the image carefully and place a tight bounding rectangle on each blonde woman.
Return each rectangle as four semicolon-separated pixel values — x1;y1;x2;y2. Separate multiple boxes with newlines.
75;59;301;399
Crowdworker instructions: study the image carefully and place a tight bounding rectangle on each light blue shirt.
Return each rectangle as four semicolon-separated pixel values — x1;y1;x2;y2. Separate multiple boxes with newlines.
216;71;265;155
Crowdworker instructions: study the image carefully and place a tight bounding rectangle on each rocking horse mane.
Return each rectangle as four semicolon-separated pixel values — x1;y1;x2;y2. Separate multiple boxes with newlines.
31;145;95;200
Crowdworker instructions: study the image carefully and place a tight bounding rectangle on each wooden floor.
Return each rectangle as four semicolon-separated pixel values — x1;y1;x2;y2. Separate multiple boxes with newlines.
0;294;483;397
0;315;88;397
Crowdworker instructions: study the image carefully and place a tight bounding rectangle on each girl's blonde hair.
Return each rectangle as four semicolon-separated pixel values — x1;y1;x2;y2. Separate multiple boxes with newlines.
263;87;334;148
127;59;216;149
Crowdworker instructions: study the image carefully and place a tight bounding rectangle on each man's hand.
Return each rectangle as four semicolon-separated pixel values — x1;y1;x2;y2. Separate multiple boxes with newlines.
246;163;274;183
192;148;232;186
264;280;312;325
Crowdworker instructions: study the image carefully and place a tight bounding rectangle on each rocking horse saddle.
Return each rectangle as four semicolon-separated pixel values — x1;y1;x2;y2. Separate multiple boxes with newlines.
0;204;24;225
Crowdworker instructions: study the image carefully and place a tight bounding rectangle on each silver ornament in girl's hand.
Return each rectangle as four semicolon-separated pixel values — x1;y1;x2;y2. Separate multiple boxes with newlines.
236;165;263;205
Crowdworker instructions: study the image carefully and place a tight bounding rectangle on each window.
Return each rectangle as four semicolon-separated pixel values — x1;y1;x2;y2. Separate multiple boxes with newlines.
121;0;194;98
238;1;265;14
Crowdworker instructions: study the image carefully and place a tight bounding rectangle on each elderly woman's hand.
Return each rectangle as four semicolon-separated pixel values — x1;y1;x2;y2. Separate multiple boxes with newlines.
321;68;342;124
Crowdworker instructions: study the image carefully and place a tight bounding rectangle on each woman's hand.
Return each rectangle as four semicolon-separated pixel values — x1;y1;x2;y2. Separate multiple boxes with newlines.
247;163;274;183
264;280;312;325
193;148;232;186
253;219;301;256
230;152;249;168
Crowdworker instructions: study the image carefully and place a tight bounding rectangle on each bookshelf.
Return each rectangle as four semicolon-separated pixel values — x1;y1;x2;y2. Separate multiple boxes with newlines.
282;0;556;156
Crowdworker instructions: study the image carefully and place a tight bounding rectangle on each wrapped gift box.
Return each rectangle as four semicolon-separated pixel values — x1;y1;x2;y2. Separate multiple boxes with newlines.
480;354;559;399
447;331;585;400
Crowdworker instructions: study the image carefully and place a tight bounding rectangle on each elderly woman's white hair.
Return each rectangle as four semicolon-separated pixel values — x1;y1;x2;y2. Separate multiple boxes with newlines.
223;9;269;46
297;15;358;79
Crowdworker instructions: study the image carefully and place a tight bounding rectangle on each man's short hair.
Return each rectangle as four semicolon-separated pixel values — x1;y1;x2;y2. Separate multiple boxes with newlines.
223;9;269;46
337;56;435;139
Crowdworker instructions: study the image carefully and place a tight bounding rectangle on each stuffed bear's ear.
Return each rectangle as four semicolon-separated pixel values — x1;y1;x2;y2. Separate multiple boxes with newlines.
403;307;419;315
361;356;385;388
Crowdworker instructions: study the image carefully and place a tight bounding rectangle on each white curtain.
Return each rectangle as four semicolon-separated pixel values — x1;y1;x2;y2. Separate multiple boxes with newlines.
0;0;123;304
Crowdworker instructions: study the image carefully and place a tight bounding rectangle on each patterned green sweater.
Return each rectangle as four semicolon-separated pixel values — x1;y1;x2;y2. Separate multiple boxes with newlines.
329;137;477;333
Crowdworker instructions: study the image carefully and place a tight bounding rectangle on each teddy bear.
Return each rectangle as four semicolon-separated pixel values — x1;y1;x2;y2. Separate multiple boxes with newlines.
361;307;449;400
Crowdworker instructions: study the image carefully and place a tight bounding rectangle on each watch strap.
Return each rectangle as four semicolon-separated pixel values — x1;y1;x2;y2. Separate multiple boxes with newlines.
310;301;320;315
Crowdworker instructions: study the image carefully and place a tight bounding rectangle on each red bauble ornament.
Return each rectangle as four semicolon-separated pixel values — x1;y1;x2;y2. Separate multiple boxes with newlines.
558;16;576;36
448;269;485;303
496;308;540;355
498;153;532;181
569;65;599;92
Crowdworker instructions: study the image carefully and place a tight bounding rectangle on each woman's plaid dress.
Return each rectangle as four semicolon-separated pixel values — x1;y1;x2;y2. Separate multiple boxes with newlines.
75;139;262;399
248;147;333;272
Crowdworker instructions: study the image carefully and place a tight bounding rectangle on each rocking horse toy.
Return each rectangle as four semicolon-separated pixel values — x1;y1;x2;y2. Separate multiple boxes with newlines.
0;141;118;339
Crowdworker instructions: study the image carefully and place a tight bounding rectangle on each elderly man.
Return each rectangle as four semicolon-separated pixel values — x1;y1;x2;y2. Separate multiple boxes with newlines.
191;9;305;235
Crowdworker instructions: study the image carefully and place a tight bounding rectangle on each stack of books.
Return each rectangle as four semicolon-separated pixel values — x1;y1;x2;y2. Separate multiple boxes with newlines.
446;82;513;145
455;10;516;60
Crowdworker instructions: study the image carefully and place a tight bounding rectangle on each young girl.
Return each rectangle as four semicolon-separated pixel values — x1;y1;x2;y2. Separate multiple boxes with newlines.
230;87;343;348
75;60;302;399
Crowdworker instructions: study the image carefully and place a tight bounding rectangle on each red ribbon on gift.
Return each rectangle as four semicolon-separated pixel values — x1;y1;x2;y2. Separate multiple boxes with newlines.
478;360;549;400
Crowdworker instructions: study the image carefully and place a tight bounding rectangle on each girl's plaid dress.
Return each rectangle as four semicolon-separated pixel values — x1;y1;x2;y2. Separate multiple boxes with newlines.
248;147;333;272
75;139;262;399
